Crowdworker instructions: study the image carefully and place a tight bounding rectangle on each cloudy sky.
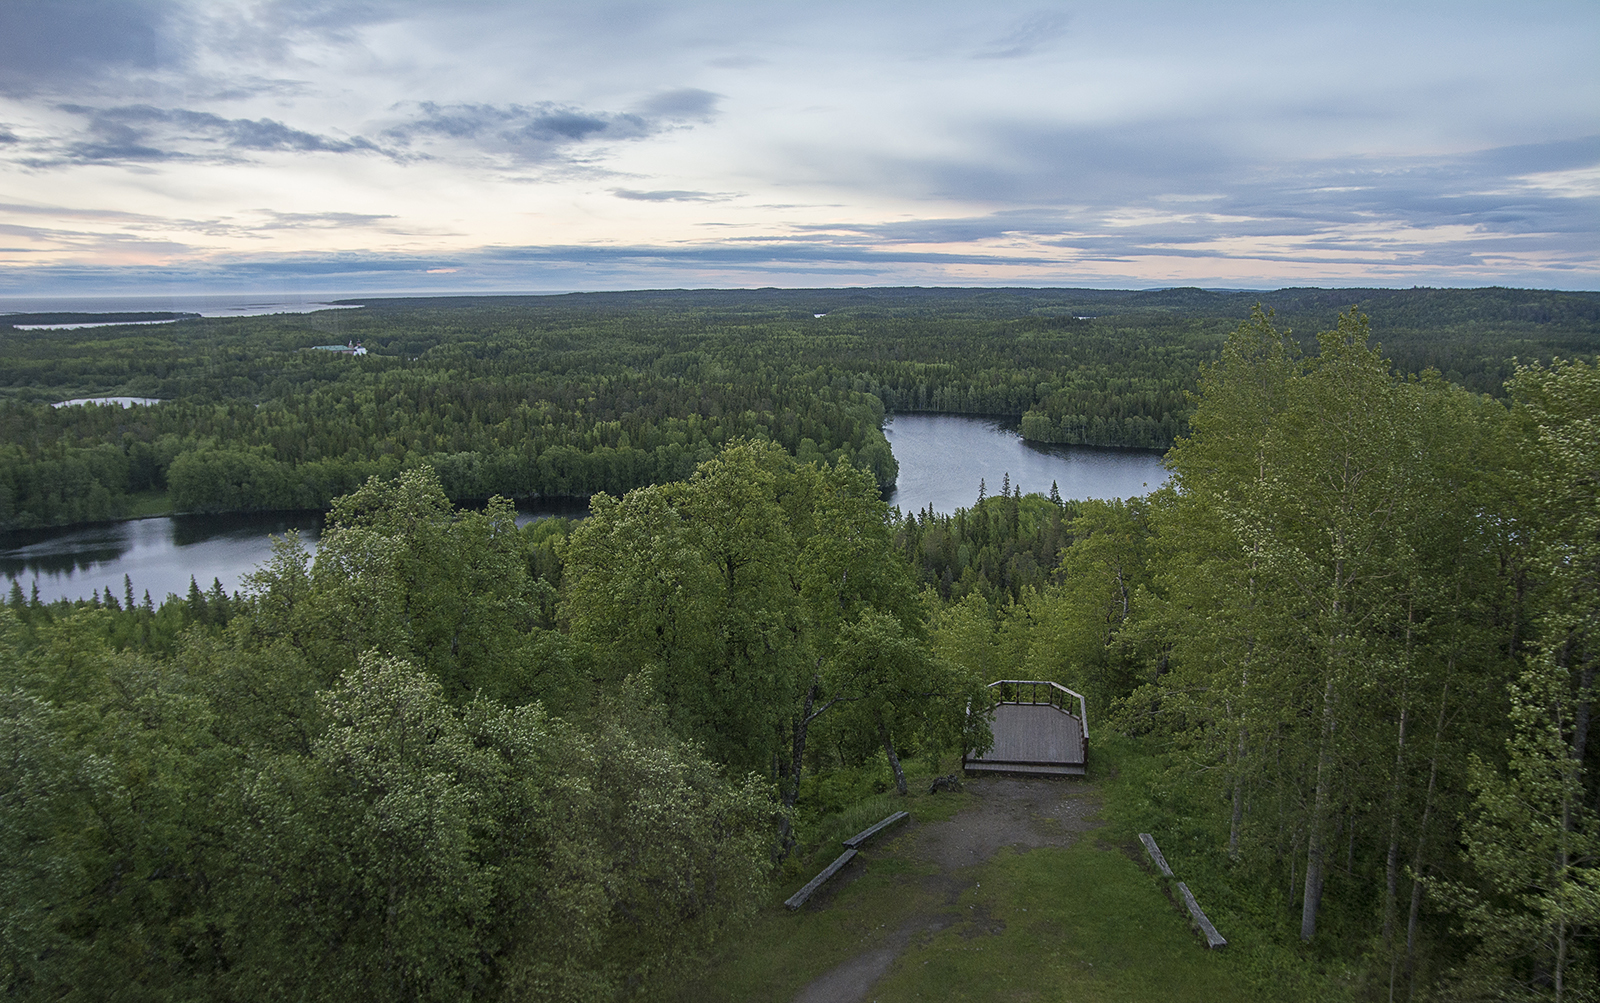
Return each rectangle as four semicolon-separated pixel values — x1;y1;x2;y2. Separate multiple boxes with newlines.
1;0;1596;297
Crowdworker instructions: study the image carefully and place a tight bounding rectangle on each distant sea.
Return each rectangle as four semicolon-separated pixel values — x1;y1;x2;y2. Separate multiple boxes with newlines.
0;293;365;319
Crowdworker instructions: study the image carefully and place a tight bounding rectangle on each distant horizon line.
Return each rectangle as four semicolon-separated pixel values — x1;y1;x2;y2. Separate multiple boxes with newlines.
6;281;1599;310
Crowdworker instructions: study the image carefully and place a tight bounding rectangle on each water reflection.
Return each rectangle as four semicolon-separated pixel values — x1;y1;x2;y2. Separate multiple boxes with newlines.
1;512;325;605
0;417;1170;604
0;499;593;605
511;497;591;526
0;523;132;577
884;413;1169;516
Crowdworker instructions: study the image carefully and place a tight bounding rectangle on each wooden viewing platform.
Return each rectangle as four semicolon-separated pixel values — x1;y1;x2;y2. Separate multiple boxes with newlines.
964;680;1088;777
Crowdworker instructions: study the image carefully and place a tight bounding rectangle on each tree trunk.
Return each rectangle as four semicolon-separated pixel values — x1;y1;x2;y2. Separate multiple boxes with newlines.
776;673;821;859
1571;653;1592;769
880;721;907;795
1555;643;1584;1003
1229;628;1256;864
1384;704;1407;946
1384;690;1412;967
1405;680;1449;995
1382;707;1408;1003
1301;670;1338;942
1385;604;1416;957
1230;726;1246;862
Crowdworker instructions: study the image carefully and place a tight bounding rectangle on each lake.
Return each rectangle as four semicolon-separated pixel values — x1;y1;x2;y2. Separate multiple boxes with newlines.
884;413;1169;516
2;511;326;607
1;415;1170;603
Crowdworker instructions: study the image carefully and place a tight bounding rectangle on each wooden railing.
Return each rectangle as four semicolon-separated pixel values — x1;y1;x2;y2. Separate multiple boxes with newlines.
986;679;1089;739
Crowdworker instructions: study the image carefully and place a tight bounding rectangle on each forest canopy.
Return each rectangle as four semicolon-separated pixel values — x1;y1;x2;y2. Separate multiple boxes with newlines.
2;289;1599;999
1;285;1595;531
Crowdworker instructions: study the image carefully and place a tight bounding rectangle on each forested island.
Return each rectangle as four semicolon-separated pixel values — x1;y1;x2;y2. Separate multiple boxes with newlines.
2;287;1598;1001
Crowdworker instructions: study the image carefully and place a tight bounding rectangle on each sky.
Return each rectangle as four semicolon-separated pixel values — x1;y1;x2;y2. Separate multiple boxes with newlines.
0;0;1596;298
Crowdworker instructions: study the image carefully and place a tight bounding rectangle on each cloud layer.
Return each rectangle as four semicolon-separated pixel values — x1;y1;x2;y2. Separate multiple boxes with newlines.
0;0;1594;295
381;89;719;164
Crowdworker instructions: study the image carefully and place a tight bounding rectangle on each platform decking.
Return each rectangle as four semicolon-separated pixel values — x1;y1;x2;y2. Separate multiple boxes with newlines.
964;681;1088;777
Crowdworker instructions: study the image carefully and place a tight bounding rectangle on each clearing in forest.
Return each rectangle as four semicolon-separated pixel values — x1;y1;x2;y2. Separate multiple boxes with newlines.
674;775;1266;1003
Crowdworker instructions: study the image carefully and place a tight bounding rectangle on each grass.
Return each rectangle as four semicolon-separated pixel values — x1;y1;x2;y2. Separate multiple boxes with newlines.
677;852;949;1002
868;842;1262;1002
125;490;172;518
1092;736;1362;1000
663;742;1325;1002
669;756;968;1001
683;837;1280;1002
780;768;975;883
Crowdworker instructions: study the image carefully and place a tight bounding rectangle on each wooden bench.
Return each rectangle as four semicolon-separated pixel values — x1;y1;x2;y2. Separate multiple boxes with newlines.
785;811;911;910
843;810;908;848
784;849;858;910
1137;832;1227;949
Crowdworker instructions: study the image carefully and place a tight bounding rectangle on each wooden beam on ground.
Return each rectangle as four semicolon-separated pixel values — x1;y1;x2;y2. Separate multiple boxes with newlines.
843;811;909;849
1177;881;1228;949
1139;833;1174;878
784;848;858;910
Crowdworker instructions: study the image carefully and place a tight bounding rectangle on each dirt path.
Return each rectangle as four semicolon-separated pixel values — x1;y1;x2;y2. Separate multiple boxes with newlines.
791;776;1102;1003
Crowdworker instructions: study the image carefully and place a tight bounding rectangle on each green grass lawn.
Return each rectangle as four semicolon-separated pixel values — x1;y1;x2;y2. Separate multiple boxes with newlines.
125;489;172;517
677;851;947;1003
667;742;1351;1002
867;842;1260;1002
672;774;976;1002
676;837;1269;1003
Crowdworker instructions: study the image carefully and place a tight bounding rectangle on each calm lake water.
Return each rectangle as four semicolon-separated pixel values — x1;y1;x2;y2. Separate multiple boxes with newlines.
1;512;327;606
884;413;1169;516
2;415;1169;603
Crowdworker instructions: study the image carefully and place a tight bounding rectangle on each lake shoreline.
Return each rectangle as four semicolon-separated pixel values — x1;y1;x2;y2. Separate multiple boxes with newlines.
884;413;1169;516
5;417;1171;603
888;410;1172;455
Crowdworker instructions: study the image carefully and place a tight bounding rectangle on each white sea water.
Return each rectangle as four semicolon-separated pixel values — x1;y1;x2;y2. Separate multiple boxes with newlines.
0;294;365;319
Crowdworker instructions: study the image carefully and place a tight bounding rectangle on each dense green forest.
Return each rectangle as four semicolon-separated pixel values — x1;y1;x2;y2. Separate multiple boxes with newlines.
0;444;985;1001
2;286;1595;530
891;316;1600;1000
3;289;1599;999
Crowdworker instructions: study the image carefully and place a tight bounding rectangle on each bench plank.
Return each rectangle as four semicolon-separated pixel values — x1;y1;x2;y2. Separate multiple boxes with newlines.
1177;881;1228;949
843;811;909;849
784;849;858;910
1139;833;1174;878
